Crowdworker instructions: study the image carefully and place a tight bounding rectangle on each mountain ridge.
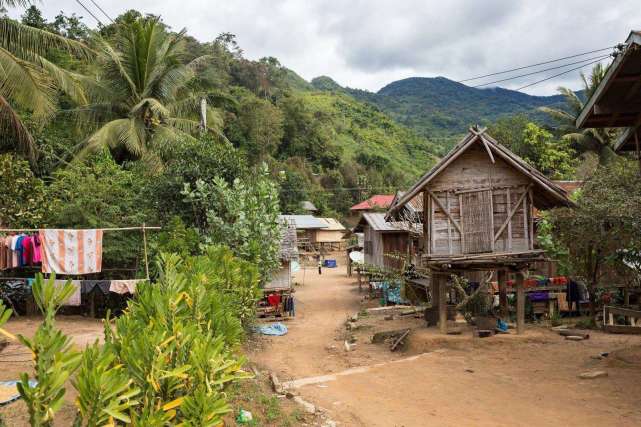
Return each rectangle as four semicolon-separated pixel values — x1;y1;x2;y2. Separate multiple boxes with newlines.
310;75;570;143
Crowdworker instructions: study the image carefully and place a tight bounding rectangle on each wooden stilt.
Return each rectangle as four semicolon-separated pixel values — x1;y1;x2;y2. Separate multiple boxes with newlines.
438;275;448;334
498;270;508;319
516;271;525;335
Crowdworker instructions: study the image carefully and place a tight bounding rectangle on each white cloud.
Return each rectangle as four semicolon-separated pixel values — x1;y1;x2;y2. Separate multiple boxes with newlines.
8;0;641;95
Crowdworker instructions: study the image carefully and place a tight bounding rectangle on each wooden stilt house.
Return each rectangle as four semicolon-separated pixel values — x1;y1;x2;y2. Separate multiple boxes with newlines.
387;127;573;334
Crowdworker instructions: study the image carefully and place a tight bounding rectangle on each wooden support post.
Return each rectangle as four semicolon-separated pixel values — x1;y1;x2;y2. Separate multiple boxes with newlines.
498;270;508;319
516;271;525;335
438;275;448;334
423;190;429;253
142;223;150;280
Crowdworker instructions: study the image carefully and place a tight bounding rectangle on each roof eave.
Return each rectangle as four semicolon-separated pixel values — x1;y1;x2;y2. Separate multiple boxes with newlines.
576;31;641;129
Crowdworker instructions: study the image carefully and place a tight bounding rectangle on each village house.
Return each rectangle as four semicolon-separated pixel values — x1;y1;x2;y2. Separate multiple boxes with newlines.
353;212;421;271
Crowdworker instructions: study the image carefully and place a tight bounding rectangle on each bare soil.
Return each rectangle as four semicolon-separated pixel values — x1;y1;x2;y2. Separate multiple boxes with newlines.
250;256;641;427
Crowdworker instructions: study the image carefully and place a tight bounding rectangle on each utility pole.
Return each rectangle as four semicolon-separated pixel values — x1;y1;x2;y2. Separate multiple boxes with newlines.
199;97;207;132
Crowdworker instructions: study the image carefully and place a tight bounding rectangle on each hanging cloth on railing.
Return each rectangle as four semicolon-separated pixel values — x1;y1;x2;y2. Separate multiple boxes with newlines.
40;229;104;274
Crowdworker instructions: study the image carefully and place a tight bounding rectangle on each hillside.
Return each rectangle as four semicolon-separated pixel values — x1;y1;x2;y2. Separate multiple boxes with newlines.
311;76;570;144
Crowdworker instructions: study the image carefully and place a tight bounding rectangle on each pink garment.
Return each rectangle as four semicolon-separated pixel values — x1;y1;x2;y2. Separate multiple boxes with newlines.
30;235;42;264
21;236;33;266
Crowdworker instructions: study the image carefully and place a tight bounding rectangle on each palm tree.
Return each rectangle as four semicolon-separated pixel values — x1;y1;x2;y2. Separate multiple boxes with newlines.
540;63;618;165
75;16;226;169
0;1;90;165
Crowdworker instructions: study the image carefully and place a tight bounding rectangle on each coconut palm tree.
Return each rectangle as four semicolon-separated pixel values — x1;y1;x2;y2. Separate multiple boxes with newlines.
74;16;226;169
0;4;90;166
539;63;618;165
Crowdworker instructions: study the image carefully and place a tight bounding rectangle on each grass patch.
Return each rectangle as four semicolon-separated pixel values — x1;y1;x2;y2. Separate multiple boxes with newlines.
224;374;310;427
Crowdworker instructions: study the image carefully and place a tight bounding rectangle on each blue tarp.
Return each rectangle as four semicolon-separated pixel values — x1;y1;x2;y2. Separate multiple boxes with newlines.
0;380;37;405
255;323;288;336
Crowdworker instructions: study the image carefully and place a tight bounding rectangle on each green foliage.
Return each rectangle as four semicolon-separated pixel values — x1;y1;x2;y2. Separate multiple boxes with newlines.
155;216;201;259
46;154;151;269
142;134;248;227
103;251;253;424
550;159;641;315
540;64;618;166
0;153;50;227
182;165;282;281
72;343;140;426
489;117;575;178
15;274;81;427
75;15;226;168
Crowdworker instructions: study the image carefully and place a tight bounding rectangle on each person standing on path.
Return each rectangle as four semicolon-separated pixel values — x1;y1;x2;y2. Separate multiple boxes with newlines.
318;259;322;275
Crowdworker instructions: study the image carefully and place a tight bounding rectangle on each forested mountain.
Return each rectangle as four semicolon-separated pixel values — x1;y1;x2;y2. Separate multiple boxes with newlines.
311;75;571;143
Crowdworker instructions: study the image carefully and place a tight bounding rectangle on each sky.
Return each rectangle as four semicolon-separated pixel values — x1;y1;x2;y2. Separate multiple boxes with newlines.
8;0;641;95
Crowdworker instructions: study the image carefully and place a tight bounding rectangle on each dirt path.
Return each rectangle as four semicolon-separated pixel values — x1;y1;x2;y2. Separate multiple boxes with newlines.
251;258;362;379
251;259;641;427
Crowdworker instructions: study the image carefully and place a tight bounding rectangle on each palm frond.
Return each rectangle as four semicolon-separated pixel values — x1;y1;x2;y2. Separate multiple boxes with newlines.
131;97;170;119
0;94;36;164
538;106;575;126
35;55;88;105
78;118;146;159
0;18;92;62
0;46;56;121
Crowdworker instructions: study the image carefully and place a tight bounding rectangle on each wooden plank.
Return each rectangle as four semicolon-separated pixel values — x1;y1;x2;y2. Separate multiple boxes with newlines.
493;185;531;242
604;324;641;335
438;275;448;334
423;190;429;253
516;272;525;335
461;190;493;254
430;194;434;253
489;190;495;251
390;329;411;352
507;187;512;251
459;194;464;253
605;305;641;317
427;190;462;234
522;193;528;249
446;192;452;254
528;189;534;250
480;136;495;163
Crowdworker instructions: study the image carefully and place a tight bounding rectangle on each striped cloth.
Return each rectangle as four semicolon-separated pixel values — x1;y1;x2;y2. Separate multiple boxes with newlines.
40;229;103;274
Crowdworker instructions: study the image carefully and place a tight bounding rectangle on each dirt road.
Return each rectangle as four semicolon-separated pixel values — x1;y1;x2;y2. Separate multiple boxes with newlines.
251;258;641;427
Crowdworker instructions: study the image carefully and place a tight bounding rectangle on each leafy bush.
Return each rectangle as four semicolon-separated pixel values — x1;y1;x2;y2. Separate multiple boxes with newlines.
0;153;51;228
183;164;282;281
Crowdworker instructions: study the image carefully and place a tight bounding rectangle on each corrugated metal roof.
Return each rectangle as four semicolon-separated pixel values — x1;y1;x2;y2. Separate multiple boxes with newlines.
319;218;346;231
300;201;318;211
279;215;328;230
350;195;395;211
356;213;421;234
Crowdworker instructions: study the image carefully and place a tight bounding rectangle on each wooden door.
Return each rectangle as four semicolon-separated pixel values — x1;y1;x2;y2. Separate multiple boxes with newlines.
461;190;493;254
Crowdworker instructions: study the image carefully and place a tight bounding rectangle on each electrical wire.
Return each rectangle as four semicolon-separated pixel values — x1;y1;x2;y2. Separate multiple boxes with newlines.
515;56;611;91
458;46;617;82
88;0;115;23
74;0;103;26
472;54;612;88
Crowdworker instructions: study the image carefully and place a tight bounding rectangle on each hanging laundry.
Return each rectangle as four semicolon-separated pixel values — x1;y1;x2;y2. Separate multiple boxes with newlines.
81;280;111;295
109;279;140;295
30;234;42;264
40;229;103;274
267;293;281;307
54;280;82;306
21;235;33;266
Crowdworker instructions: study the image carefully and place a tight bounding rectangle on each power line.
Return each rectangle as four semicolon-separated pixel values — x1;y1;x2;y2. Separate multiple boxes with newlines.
515;56;610;91
88;0;115;23
458;46;617;83
74;0;103;26
472;54;612;88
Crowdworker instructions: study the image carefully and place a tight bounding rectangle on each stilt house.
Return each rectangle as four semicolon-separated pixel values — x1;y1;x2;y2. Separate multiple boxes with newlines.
387;127;573;334
388;127;572;263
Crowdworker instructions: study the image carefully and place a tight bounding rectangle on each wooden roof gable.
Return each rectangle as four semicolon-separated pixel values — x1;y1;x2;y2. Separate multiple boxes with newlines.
387;127;573;216
576;31;641;132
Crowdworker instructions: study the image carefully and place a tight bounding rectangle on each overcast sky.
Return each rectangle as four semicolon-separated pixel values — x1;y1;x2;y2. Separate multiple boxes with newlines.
8;1;641;95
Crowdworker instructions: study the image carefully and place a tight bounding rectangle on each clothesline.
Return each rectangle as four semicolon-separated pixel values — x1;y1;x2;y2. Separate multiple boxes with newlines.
0;224;161;280
0;226;161;232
